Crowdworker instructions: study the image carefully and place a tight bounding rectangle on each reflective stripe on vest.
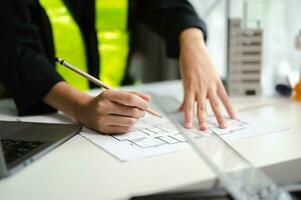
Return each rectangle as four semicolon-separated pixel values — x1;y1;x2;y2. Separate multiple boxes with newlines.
40;0;129;90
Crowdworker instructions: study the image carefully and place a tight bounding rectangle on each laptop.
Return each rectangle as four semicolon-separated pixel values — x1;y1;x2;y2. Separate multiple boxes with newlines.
0;120;82;178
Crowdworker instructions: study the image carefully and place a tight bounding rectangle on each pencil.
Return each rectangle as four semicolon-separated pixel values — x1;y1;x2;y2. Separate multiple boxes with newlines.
55;57;162;118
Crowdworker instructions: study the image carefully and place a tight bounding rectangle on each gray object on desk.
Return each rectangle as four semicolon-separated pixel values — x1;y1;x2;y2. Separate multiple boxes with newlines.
0;121;82;178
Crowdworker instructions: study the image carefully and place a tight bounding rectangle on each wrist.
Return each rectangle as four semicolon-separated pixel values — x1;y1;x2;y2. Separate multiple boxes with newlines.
74;93;93;124
180;28;206;51
44;81;94;124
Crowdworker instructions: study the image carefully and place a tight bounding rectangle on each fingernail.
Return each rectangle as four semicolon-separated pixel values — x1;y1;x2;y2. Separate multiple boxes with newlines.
185;122;193;128
229;112;235;119
221;121;227;129
199;122;207;130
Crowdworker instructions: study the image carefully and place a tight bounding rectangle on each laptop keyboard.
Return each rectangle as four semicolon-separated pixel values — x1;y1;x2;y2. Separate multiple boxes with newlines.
1;139;46;165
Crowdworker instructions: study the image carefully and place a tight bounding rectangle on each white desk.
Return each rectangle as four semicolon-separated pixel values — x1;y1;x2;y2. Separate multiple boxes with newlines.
0;80;301;200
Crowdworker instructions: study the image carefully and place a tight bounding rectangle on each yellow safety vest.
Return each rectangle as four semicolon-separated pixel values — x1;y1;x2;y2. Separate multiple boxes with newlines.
40;0;129;90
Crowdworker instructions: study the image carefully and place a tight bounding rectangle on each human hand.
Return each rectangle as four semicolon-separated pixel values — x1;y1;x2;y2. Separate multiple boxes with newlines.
78;89;150;134
179;28;235;130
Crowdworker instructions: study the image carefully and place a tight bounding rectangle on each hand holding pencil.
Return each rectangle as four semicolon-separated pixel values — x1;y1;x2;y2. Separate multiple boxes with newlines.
54;57;161;134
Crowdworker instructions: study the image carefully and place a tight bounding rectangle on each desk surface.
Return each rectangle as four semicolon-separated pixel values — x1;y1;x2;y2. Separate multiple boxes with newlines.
0;80;301;200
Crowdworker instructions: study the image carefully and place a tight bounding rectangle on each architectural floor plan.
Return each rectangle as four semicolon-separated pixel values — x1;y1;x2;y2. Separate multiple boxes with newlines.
81;96;287;161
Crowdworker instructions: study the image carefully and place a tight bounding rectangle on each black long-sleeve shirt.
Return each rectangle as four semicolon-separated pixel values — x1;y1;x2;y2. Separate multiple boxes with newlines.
136;0;207;58
0;0;207;116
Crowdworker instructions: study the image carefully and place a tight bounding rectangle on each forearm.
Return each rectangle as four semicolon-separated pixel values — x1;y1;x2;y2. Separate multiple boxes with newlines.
43;81;93;122
43;81;151;134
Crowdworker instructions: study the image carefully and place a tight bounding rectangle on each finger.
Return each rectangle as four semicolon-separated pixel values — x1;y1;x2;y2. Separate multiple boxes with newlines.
196;94;207;130
109;102;145;118
100;125;132;135
103;89;149;110
217;82;236;119
130;91;151;102
208;93;227;129
102;115;138;127
183;92;195;129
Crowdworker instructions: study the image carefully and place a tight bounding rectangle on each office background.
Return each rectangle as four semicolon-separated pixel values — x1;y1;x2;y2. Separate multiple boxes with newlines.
39;0;301;94
191;0;301;95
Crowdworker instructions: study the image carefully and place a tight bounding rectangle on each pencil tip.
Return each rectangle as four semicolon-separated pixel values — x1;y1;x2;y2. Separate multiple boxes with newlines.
157;114;163;118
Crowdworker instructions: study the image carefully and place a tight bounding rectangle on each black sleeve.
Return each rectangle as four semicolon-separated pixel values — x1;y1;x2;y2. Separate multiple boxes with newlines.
0;0;63;115
136;0;208;58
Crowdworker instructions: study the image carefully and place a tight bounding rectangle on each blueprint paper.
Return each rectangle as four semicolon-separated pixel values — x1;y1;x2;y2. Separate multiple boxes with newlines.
80;101;288;161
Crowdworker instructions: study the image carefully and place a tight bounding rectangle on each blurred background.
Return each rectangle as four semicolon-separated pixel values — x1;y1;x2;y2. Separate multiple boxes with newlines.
40;0;301;95
191;0;301;95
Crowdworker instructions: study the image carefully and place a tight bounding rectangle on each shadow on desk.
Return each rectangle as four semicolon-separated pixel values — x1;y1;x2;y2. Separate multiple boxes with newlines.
130;185;301;200
130;158;301;200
